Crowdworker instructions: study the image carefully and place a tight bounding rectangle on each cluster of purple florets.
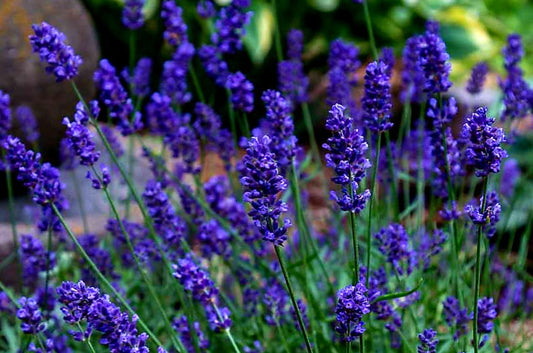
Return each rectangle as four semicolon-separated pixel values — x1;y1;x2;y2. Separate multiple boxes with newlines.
57;281;149;351
29;22;82;82
240;136;291;246
334;283;371;342
461;107;508;177
172;256;232;332
323;104;371;213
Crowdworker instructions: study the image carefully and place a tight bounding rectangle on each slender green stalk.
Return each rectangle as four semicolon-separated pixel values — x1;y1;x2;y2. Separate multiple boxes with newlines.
71;170;89;233
227;89;238;148
76;323;97;353
271;0;284;62
383;131;399;221
301;103;321;170
365;132;382;287
100;182;185;352
50;203;164;348
189;64;206;103
241;112;251;138
3;149;19;254
275;317;292;353
290;162;334;296
349;209;360;284
362;0;378;60
43;226;53;317
212;303;241;353
472;176;489;353
274;245;314;353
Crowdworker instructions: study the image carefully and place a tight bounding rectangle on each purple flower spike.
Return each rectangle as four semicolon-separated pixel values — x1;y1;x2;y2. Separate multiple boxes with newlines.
199;45;230;87
401;35;425;103
15;106;39;144
467;62;489;95
94;59;143;136
0;90;11;142
417;328;438;353
197;1;216;19
19;234;54;285
62;102;101;167
17;297;45;334
173;316;210;351
323;104;371;213
477;297;497;334
374;223;413;275
227;71;254;113
261;89;298;172
122;0;145;30
29;22;82;82
465;191;501;237
335;283;371;342
443;296;472;340
461;106;507;177
161;0;188;47
327;39;360;114
212;0;252;54
500;34;530;122
160;42;195;105
240;136;291;246
122;57;152;97
278;29;308;105
362;61;393;132
417;22;452;94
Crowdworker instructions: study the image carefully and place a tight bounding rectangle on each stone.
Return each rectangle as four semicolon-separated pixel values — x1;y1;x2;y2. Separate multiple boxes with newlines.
0;0;100;158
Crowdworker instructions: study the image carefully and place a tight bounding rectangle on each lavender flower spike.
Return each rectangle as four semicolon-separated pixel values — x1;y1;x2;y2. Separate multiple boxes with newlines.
362;61;393;132
227;71;254;113
122;0;145;30
0;90;11;142
323;104;371;213
417;22;452;93
17;297;45;334
417;328;438;353
461;106;507;177
467;62;489;95
335;283;371;342
15;106;39;144
29;22;82;82
240;135;291;246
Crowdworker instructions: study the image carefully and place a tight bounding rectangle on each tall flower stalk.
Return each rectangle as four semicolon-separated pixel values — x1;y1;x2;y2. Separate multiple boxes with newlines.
461;107;507;352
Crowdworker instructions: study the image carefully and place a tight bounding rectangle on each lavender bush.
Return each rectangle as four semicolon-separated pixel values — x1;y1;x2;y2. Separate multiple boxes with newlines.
0;1;531;353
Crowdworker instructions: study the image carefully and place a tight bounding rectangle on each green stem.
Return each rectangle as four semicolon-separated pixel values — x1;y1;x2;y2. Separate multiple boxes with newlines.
290;162;334;296
362;0;378;60
125;136;135;218
71;170;89;233
301;103;321;168
384;131;399;221
271;0;284;62
3;150;19;254
365;132;382;287
212;303;241;353
275;317;292;353
43;226;53;317
227;89;238;149
472;176;489;353
349;209;360;284
101;184;185;352
189;63;206;103
50;203;164;347
241;112;251;138
274;245;314;353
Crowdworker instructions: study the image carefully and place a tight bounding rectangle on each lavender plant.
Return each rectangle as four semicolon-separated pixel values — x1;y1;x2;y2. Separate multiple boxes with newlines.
0;2;531;353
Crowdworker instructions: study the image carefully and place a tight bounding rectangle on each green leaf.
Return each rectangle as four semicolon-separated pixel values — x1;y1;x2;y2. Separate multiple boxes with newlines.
372;278;424;303
243;1;274;65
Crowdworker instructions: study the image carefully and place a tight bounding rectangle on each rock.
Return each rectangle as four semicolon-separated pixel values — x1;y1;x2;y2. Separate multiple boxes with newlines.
0;0;100;159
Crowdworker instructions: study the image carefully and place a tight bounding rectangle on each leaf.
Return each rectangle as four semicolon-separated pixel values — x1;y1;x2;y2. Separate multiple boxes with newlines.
243;1;274;65
371;278;424;303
